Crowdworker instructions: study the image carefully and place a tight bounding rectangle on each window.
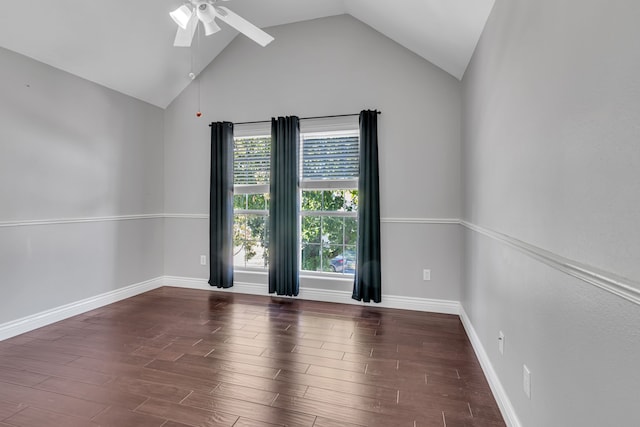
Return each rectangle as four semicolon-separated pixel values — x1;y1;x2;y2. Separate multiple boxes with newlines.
233;136;270;268
300;130;359;274
232;126;359;275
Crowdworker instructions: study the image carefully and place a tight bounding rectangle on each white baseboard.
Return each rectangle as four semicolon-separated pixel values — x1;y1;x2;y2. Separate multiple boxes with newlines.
0;277;164;341
459;306;522;427
164;276;265;296
163;275;460;315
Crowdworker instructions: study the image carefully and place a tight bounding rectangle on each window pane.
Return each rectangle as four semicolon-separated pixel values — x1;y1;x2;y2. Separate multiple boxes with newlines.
301;244;322;272
345;217;357;245
326;247;356;274
323;216;344;245
233;214;268;269
234;214;247;241
246;215;267;243
321;245;338;272
344;190;358;212
234;194;246;210
233;214;248;268
342;247;357;274
302;216;321;244
245;240;268;268
323;190;345;211
302;191;323;211
300;214;357;275
247;194;266;210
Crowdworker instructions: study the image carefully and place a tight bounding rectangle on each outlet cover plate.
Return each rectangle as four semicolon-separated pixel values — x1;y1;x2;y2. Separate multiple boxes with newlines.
423;269;431;281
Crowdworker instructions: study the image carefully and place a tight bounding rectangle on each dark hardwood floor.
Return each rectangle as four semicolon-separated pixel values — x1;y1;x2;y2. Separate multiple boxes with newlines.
0;287;505;426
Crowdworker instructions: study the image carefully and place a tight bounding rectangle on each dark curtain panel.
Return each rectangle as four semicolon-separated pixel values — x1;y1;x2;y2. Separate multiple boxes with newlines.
352;110;382;303
209;122;234;289
269;116;300;296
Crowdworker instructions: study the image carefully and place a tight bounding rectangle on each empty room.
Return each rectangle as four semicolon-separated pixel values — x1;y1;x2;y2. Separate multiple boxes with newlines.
0;0;638;426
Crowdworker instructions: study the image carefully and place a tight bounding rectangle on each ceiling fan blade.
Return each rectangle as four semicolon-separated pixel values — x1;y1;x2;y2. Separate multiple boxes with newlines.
170;5;193;29
173;12;198;47
214;6;274;47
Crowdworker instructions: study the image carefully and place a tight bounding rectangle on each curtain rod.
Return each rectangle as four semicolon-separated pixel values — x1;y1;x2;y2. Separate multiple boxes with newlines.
210;111;381;127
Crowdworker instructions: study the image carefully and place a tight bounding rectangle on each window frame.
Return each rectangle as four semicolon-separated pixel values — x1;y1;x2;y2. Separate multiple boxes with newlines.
232;133;271;271
299;128;359;277
232;117;360;277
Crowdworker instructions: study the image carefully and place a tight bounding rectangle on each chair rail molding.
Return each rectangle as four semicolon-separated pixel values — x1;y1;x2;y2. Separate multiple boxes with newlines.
461;221;640;306
0;214;164;228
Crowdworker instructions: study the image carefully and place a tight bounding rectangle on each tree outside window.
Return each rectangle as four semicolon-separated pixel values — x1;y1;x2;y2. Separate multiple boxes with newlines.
233;130;359;274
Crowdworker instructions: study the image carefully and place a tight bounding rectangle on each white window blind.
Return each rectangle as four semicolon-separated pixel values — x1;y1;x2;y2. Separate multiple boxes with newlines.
234;136;270;193
301;131;359;186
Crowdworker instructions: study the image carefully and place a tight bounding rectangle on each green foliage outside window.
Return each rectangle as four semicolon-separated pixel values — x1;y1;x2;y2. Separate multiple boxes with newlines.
233;135;358;273
233;194;269;267
301;190;358;272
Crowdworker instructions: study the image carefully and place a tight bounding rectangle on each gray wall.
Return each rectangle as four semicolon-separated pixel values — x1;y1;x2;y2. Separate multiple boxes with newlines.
0;47;165;324
164;14;463;301
461;0;640;426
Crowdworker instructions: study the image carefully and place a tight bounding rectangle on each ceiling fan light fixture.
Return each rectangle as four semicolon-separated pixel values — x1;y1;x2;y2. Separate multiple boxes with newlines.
196;2;216;24
170;1;274;48
170;5;193;30
203;20;221;36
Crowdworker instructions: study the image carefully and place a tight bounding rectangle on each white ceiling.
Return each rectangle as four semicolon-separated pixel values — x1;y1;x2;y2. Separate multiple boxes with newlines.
0;0;494;108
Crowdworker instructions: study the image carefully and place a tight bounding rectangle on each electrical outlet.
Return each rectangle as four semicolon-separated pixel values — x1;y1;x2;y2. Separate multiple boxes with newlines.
423;269;431;281
523;365;531;399
498;331;505;355
200;255;207;266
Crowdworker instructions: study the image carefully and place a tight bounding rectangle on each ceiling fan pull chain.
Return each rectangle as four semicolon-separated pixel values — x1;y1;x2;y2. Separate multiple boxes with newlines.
195;22;202;118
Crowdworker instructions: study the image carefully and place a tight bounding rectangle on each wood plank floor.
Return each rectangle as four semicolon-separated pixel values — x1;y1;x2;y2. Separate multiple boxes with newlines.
0;287;505;427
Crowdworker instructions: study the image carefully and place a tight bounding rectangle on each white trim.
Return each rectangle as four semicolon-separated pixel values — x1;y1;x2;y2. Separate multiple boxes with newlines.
234;209;269;216
163;275;460;315
234;184;270;195
300;210;357;218
0;215;464;228
300;179;359;190
163;215;461;224
0;214;164;228
300;271;354;281
164;276;265;295
0;277;164;341
164;213;209;220
299;116;359;133
461;221;640;306
459;307;522;427
381;217;461;224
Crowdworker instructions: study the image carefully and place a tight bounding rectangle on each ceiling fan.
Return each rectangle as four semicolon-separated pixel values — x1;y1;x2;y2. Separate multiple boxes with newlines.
170;0;274;48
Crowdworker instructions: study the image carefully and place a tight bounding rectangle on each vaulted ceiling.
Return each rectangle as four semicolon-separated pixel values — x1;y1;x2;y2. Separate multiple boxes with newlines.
0;0;494;108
